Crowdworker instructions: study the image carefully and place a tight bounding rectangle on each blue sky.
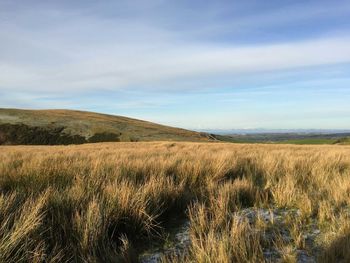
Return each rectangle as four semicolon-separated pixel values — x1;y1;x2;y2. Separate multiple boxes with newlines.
1;0;350;129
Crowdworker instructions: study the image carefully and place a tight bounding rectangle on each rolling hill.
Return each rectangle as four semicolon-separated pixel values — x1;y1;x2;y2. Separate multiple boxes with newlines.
0;108;214;145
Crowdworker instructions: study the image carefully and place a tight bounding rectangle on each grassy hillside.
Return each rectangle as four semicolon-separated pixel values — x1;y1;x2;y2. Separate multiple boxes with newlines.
0;109;212;144
1;142;350;262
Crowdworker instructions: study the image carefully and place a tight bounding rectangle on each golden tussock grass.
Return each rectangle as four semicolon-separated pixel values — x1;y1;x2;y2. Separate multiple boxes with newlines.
0;142;350;262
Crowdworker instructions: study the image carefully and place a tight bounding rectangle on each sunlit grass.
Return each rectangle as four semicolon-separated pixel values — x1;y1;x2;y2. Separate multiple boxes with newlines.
0;142;350;262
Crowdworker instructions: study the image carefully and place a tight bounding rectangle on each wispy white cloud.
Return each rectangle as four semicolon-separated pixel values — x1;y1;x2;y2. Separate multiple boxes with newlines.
1;1;350;94
1;0;350;129
2;34;350;93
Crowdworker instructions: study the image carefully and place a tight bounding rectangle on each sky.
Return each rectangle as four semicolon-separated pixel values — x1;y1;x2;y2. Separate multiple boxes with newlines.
1;0;350;130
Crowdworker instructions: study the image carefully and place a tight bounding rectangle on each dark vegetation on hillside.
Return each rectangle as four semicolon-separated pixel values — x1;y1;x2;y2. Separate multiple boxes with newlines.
334;137;350;144
0;123;121;145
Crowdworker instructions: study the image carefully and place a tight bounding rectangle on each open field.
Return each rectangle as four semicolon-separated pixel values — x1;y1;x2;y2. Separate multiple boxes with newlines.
216;133;350;145
275;138;350;145
1;142;350;262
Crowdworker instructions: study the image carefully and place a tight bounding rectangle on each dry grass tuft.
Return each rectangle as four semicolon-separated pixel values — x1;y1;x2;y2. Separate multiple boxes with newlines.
0;142;350;262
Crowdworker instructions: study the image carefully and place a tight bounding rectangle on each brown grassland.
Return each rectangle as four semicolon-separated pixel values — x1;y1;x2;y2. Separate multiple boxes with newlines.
0;109;210;143
1;142;350;262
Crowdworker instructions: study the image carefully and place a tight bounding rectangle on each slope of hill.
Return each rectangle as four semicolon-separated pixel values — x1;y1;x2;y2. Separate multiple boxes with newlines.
0;109;212;145
334;137;350;145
